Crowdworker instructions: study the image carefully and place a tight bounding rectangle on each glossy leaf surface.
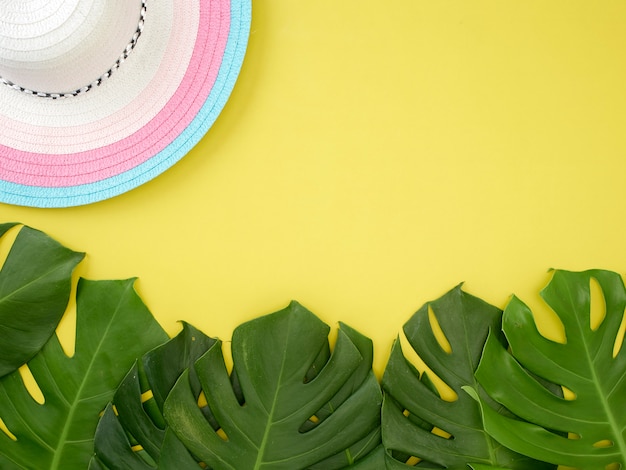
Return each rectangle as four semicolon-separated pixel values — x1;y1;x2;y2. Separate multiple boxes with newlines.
164;301;383;469
0;279;168;469
382;285;553;469
474;269;626;467
0;224;84;376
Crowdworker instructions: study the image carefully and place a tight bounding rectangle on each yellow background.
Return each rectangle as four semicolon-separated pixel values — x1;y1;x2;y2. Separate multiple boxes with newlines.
2;0;626;375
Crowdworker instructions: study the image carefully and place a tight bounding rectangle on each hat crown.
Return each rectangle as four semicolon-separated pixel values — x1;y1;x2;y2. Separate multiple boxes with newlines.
0;0;143;95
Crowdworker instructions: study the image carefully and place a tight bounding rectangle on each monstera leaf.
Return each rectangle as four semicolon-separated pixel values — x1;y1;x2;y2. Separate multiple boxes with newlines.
163;301;384;469
472;269;626;468
381;285;555;469
0;223;84;376
90;322;217;468
0;278;168;469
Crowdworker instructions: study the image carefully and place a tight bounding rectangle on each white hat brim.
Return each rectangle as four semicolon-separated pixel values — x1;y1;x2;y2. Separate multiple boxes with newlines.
0;0;251;207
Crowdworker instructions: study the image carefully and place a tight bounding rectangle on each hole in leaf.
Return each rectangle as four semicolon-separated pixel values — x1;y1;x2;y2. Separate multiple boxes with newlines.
605;463;620;470
0;224;21;271
222;341;234;375
216;428;228;441
589;277;606;331
428;305;452;354
197;391;208;408
569;432;581;440
535;311;567;344
230;368;245;406
398;332;458;402
0;417;16;441
405;456;420;466
398;332;426;372
431;426;451;439
424;371;457;402
300;410;329;433
561;386;577;401
401;407;435;431
613;309;626;358
525;279;567;344
593;439;614;448
56;280;78;357
131;444;144;452
112;404;119;416
141;390;153;403
18;364;44;404
198;462;208;469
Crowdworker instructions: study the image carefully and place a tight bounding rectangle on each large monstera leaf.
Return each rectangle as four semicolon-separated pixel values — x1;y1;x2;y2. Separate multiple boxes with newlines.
90;322;217;468
163;301;384;469
0;278;168;469
0;223;84;377
473;269;626;468
381;285;554;469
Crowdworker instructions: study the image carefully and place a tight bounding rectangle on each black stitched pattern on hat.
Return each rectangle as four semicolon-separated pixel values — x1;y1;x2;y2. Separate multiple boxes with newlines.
0;0;148;100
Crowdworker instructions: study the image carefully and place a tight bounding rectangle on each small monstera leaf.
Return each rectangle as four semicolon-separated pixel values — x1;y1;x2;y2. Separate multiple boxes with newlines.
381;285;554;469
473;269;626;468
0;223;84;376
164;301;383;469
0;278;168;469
90;322;217;469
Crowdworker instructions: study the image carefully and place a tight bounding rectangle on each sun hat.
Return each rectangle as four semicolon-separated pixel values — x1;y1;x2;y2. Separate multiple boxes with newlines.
0;0;251;208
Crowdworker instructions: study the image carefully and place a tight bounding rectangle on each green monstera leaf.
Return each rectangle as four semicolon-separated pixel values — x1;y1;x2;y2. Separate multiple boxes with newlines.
0;223;84;377
163;301;384;469
0;278;168;469
90;322;217;468
472;269;626;468
381;285;555;469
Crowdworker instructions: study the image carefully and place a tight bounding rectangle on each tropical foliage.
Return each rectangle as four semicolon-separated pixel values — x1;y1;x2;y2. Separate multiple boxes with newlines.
382;285;555;469
471;270;626;469
0;224;623;469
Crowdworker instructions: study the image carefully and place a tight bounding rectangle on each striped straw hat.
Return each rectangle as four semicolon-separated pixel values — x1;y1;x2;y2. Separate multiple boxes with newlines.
0;0;251;207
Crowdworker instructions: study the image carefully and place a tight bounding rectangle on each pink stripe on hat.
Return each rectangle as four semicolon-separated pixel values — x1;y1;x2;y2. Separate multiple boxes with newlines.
0;0;230;187
0;0;250;207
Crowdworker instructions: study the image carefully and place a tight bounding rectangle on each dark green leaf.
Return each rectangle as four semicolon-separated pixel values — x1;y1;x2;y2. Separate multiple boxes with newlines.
90;404;155;470
474;269;626;467
164;301;383;469
0;278;168;469
381;285;553;469
90;322;216;469
0;225;84;376
0;223;18;238
467;465;511;470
